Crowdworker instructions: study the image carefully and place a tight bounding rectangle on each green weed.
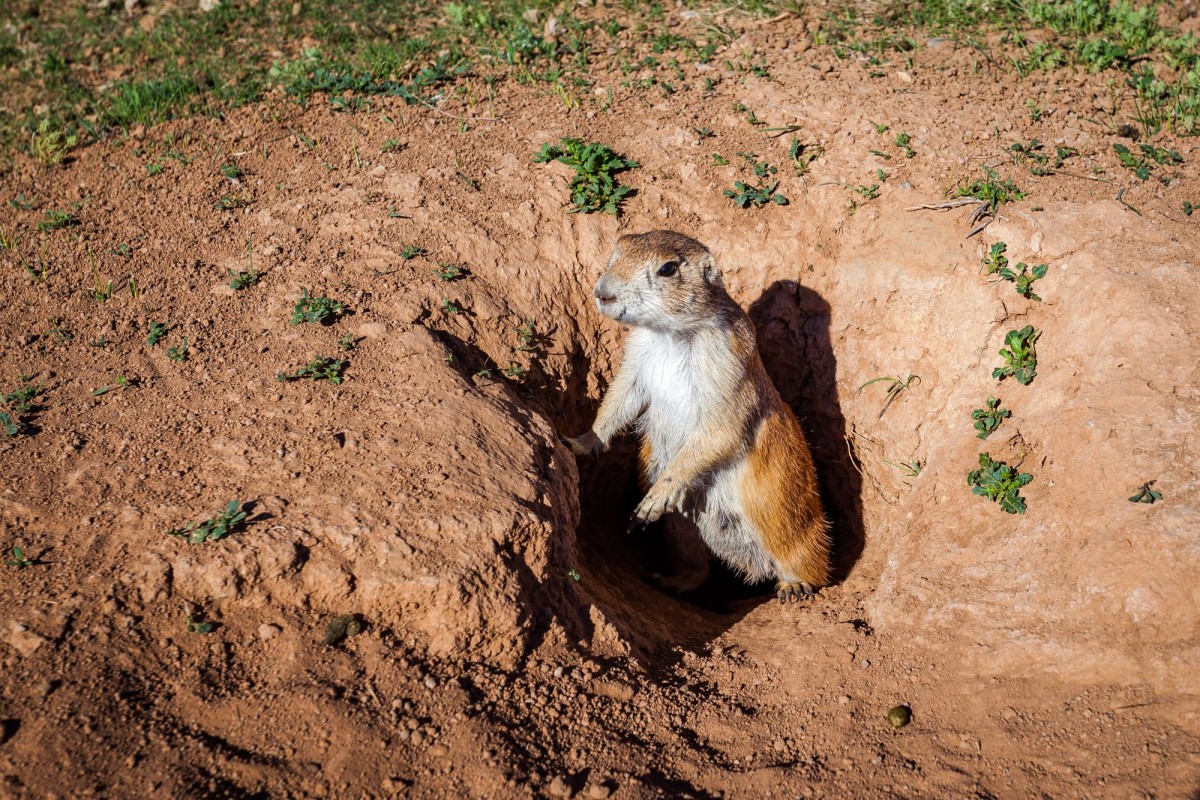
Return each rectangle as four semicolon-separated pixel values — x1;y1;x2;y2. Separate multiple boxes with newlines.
787;138;823;175
276;356;346;385
91;375;134;396
5;546;34;569
999;261;1048;300
435;263;463;281
337;334;357;352
971;397;1011;439
955;168;1025;212
228;268;260;290
290;288;345;325
30;118;77;167
166;500;247;544
968;453;1033;514
724;153;787;208
993;325;1039;385
38;209;78;231
533;138;639;215
0;412;22;437
1113;142;1182;180
983;242;1009;275
894;131;915;158
400;243;428;260
167;339;189;362
1128;480;1162;504
146;321;169;347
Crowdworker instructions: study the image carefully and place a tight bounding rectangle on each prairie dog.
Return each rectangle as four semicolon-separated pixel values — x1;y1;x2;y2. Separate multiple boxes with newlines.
569;230;831;602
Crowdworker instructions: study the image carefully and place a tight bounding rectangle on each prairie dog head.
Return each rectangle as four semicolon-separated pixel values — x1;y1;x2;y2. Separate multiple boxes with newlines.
594;230;727;331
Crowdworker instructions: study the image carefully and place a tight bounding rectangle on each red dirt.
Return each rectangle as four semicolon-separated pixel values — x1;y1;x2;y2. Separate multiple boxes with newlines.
2;10;1199;800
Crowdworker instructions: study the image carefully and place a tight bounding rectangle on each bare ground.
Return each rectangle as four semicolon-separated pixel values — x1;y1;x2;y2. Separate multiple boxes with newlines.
2;12;1199;800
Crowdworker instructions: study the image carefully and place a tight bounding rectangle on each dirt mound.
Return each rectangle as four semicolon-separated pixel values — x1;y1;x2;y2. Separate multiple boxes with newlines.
2;12;1199;799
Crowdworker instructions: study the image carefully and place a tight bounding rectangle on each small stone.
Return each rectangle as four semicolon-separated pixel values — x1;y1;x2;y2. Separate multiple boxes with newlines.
773;738;785;752
258;624;281;641
547;776;570;797
428;744;448;757
423;675;439;689
587;784;612;799
839;695;851;705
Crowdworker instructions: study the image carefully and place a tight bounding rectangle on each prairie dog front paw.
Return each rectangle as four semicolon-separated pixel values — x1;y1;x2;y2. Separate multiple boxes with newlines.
566;430;604;457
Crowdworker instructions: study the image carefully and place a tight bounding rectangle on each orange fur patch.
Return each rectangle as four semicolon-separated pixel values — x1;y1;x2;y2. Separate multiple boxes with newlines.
741;405;832;587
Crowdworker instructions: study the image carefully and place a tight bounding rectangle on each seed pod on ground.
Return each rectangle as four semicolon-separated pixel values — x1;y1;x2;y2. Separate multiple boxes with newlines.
887;704;912;728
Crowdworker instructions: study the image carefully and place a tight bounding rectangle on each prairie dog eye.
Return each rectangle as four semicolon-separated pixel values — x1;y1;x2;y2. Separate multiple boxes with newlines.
657;261;679;277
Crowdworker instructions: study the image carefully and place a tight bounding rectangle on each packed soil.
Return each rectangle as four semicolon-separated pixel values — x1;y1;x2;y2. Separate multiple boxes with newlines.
2;8;1199;800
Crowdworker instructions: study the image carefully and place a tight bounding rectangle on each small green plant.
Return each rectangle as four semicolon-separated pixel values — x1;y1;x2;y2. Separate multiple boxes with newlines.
145;162;164;177
993;325;1039;385
229;234;260;289
885;459;923;478
9;194;34;211
787;139;823;175
6;546;34;569
857;374;920;419
166;500;247;544
290;288;345;325
220;163;244;180
380;138;405;153
872;122;890;134
128;276;141;299
971;397;1011;440
0;412;22;436
277;356;346;385
440;297;460;315
186;614;216;634
894;132;915;158
1128;481;1162;504
400;243;427;260
983;242;1008;275
4;381;43;414
533;138;639;215
711;153;729;166
146;321;169;347
435;263;463;281
1113;142;1183;180
228;268;260;290
1025;99;1046;122
724;153;787;208
0;227;16;250
955;168;1024;212
503;361;524;378
91;375;134;396
566;568;582;582
337;334;356;352
1001;261;1049;301
1185;201;1196;216
515;321;535;352
30;118;77;167
217;193;251;210
968;453;1032;514
39;208;78;231
167;339;189;362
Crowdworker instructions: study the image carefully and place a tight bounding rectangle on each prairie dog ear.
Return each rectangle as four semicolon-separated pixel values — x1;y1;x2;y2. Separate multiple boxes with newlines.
699;252;723;287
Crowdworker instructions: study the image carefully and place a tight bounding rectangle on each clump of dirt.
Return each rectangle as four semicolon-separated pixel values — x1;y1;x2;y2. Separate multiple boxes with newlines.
2;11;1199;799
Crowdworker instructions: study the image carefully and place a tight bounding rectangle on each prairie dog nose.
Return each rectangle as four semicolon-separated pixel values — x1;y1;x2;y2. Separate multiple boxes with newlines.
594;274;617;304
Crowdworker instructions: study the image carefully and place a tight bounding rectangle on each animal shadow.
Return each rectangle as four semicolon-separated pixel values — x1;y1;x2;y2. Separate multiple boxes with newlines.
748;281;865;582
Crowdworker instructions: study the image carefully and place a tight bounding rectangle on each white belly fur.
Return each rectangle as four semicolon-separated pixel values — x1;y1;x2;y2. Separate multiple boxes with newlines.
627;328;776;581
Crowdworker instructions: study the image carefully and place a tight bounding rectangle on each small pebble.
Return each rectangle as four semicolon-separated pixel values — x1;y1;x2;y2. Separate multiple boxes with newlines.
424;675;439;689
